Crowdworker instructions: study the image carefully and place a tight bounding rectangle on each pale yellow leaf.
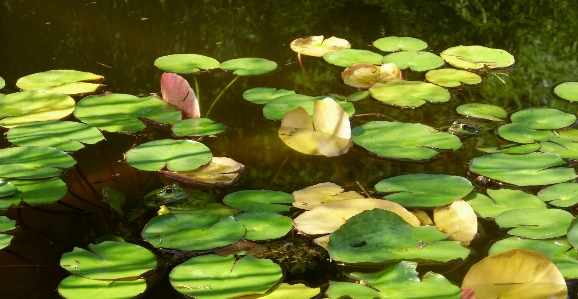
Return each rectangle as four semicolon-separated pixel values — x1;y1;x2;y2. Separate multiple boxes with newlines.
292;182;364;210
434;199;477;246
342;63;402;88
290;35;351;57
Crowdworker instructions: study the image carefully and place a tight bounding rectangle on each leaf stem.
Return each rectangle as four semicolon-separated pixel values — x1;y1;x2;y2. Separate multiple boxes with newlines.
205;75;239;117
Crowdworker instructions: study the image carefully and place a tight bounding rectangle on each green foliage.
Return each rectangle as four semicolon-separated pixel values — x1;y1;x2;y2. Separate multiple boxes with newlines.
323;49;383;67
16;70;103;94
171;118;227;137
369;81;450;107
495;208;574;239
219;58;277;75
125;139;212;172
373;36;428;52
382;51;445;71
154;54;220;73
7;121;104;151
0;90;75;128
223;189;293;213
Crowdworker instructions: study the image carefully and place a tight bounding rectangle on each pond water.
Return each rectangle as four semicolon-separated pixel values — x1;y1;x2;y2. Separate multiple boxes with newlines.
2;0;578;298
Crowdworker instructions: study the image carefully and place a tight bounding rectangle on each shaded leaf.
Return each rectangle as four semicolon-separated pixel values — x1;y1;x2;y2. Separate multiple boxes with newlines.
223;189;293;213
7;121;104;152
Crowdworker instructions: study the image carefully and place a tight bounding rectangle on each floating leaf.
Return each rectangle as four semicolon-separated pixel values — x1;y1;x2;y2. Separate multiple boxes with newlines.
426;69;482;87
219;58;277;76
456;103;507;121
323;49;383;67
369;81;450;108
553;82;578;102
170;254;282;299
465;189;546;219
16;70;103;94
154;54;220;73
263;94;355;121
161;72;200;118
257;283;320;299
498;123;554;143
0;216;15;249
433;200;477;246
567;218;578;249
58;276;147;299
290;35;351;57
292;182;363;210
7;121;104;152
0;180;17;197
510;107;576;130
341;63;401;89
373;36;428;52
441;45;515;69
461;249;567;299
469;152;578;186
223;189;293;213
171;118;227;137
0;178;68;208
234;212;292;241
0;76;4;89
75;93;182;133
125;139;212;172
540;130;578;159
159;157;244;186
495;208;573;239
382;51;444;72
278;98;352;157
327;209;470;264
478;143;541;154
537;182;578;207
166;191;237;218
60;241;156;279
330;90;370;102
242;87;296;105
0;146;76;179
0;90;75;128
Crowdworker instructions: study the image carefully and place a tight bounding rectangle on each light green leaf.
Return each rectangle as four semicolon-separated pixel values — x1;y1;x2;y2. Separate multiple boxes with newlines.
553;82;578;102
0;90;75;128
242;87;296;105
323;49;383;67
219;58;277;76
16;70;103;94
382;51;444;72
440;45;515;69
7;121;104;151
58;276;147;299
465;189;546;218
373;36;428;52
426;69;482;87
223;190;293;213
234;212;292;241
369;81;450;107
154;54;220;73
495;208;574;239
456;103;507;121
171;118;227;137
125;139;212;172
0;146;76;179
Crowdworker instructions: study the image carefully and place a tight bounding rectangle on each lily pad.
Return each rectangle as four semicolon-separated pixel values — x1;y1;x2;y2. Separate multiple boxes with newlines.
0;178;68;208
465;189;546;219
510;107;576;130
456;103;507;121
373;36;428;52
0;180;17;197
369;81;450;108
495;208;574;239
0;146;76;179
165;191;237;218
498;123;554;143
375;174;473;207
125;139;212;172
477;143;541;154
567;217;578;249
74;93;182;133
263;94;355;121
469;152;578;186
327;209;470;264
58;276;147;299
158;157;244;186
290;35;351;57
292;182;363;210
242;87;296;105
219;58;277;76
0;76;4;89
171;118;227;137
329;90;370;102
426;69;482;87
60;241;156;279
169;254;282;299
141;213;245;250
154;54;220;73
16;70;103;94
382;51;445;72
341;63;401;89
234;212;292;241
7;121;104;151
537;182;578;207
440;45;515;69
540;130;578;159
0;90;75;128
553;82;578;102
352;121;462;160
0;216;15;249
323;49;383;67
257;283;320;299
433;200;477;246
223;189;293;213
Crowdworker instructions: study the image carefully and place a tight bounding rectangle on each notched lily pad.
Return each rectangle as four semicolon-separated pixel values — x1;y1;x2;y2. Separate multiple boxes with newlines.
125;139;212;172
223;190;293;213
154;54;220;73
219;58;277;76
242;87;296;105
465;189;546;219
323;49;383;67
0;178;68;209
382;51;444;72
171;118;227;137
456;103;507;121
58;276;147;299
426;69;482;87
373;36;428;52
0;90;75;128
16;70;103;94
341;63;402;89
441;45;515;69
369;81;450;108
510;107;576;130
234;212;292;241
537;182;578;207
495;208;574;239
290;35;351;57
263;94;354;121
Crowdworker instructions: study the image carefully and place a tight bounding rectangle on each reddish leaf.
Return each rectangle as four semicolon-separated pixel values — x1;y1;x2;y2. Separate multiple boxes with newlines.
461;288;476;299
160;72;200;118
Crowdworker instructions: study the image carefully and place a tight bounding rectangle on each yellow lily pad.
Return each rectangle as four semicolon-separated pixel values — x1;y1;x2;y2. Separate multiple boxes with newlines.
341;63;402;89
290;35;351;57
292;182;364;210
433;199;477;246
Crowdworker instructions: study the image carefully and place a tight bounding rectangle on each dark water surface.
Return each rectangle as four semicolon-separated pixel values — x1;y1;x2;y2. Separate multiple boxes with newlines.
1;0;578;298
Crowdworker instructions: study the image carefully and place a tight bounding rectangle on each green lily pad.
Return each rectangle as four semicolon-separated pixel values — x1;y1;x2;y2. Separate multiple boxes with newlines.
490;237;578;279
352;121;462;160
0;146;76;179
469;152;578;186
170;254;282;299
234;212;292;241
58;276;147;299
16;70;103;94
382;51;444;72
440;45;515;69
74;93;182;133
171;118;227;137
154;54;220;73
0;180;17;197
330;90;370;102
7;121;104;151
0;76;4;89
375;174;473;207
323;49;383;67
219;58;277;76
373;36;428;52
258;283;320;299
553;82;578;102
540;131;578;159
495;208;574;239
510;107;576;130
0;178;68;209
327;209;470;264
141;213;245;250
223;190;293;213
327;261;461;299
242;87;296;105
125;139;212;172
167;191;238;217
465;189;546;219
262;94;355;120
0;90;75;128
456;103;507;121
567;217;578;249
60;241;156;279
498;123;554;144
369;81;450;108
478;143;541;154
426;69;482;87
0;216;16;249
290;35;351;57
537;182;578;207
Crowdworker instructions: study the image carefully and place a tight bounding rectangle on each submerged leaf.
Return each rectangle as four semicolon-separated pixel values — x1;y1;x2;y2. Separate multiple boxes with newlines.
290;35;351;57
160;72;200;118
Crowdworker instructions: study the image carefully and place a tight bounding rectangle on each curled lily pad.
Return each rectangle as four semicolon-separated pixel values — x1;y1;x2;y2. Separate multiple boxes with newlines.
219;58;277;76
125;139;212;172
323;49;383;67
441;45;515;69
7;121;104;151
223;189;293;213
341;63;402;89
382;51;445;72
553;82;578;102
263;94;355;121
292;182;363;210
242;87;296;105
16;70;103;94
352;121;462;160
0;90;75;128
159;157;244;186
290;35;351;57
373;36;428;52
465;189;546;219
171;118;227;137
0;146;76;179
369;81;450;108
234;212;292;241
456;103;507;121
58;276;147;299
537;182;578;207
154;54;220;73
426;69;482;87
495;208;574;239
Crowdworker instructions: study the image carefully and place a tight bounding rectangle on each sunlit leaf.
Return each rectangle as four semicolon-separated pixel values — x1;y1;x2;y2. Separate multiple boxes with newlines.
0;146;76;179
553;82;578;102
16;70;103;94
263;94;355;120
159;157;244;186
373;36;428;52
477;143;541;154
58;276;147;299
290;35;351;57
0;90;75;128
0;76;5;89
125;139;212;172
426;69;482;87
382;51;444;72
234;212;292;241
341;63;402;89
292;182;363;210
498;123;554;143
161;72;200;118
242;87;296;105
0;216;15;249
456;103;507;121
171;118;227;137
7;121;104;152
0;180;17;197
369;81;450;107
465;189;546;219
434;200;477;246
540;130;578;159
0;178;68;208
441;45;515;69
254;283;320;299
223;189;293;213
154;54;220;73
495;208;573;239
219;58;277;76
323;49;383;67
510;107;576;130
537;182;578;207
